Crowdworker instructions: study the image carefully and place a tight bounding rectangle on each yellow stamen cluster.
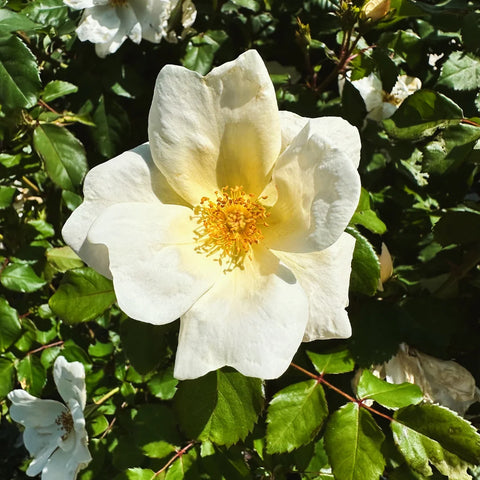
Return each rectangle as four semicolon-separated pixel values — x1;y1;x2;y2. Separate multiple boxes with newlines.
56;411;74;441
193;186;269;271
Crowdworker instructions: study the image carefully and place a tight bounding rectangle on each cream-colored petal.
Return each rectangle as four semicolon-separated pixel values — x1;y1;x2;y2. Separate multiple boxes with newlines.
148;50;281;205
265;117;361;253
273;232;355;341
87;201;220;325
174;247;309;380
64;0;107;9
53;357;86;410
62;143;183;278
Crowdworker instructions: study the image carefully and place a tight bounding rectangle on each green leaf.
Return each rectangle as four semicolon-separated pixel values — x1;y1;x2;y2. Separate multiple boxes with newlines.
115;468;155;480
383;90;463;140
325;403;385;480
351;188;387;235
49;267;116;323
147;367;178;400
0;185;16;208
0;33;41;110
266;380;328;453
0;298;21;352
0;357;14;399
33;124;88;191
307;349;355;375
130;404;180;459
182;30;228;75
92;95;129;158
346;227;380;296
0;263;46;292
41;80;78;102
22;0;69;28
46;246;84;272
433;209;480;246
165;448;198;480
0;9;40;32
175;369;264;446
119;319;169;375
438;51;480;91
341;79;367;129
422;124;480;174
356;370;423;409
392;404;480;478
17;355;47;396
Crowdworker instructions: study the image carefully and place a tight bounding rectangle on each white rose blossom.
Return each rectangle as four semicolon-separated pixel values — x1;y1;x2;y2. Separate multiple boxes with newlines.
62;50;361;380
345;72;422;121
8;356;91;480
64;0;197;58
372;343;480;415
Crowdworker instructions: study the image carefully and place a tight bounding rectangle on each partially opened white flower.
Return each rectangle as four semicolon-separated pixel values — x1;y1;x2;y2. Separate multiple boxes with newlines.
64;0;196;57
62;50;361;380
349;72;422;121
373;343;480;415
8;356;91;480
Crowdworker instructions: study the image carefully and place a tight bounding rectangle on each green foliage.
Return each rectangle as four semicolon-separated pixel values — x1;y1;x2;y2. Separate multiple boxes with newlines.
175;369;264;446
266;380;328;453
324;403;386;480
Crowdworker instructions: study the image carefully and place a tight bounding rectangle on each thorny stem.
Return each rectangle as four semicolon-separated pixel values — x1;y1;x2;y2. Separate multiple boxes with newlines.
290;363;394;422
154;441;195;476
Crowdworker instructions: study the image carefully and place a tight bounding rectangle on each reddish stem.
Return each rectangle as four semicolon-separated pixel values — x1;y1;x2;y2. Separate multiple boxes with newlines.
290;363;394;422
27;340;64;356
154;442;195;476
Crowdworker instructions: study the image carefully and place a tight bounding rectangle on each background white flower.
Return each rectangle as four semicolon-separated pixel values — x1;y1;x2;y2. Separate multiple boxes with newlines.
343;72;422;121
64;0;196;57
8;356;91;480
62;50;361;380
372;343;480;415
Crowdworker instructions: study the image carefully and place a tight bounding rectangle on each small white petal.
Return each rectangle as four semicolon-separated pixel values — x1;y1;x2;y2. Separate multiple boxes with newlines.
87;201;221;325
24;428;61;477
8;391;66;427
174;247;309;380
42;446;88;480
273;232;356;341
130;0;171;43
53;356;87;410
76;6;120;44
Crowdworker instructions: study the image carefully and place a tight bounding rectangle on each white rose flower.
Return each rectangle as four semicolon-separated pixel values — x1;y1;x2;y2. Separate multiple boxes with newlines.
62;50;361;380
373;343;480;415
348;72;422;121
64;0;196;58
8;356;91;480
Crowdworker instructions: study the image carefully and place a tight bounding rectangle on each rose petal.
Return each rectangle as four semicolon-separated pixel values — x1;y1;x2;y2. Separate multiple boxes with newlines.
42;446;88;480
87;201;220;324
273;232;355;341
62;143;183;278
174;247;309;380
130;0;171;43
265;116;361;252
8;391;66;427
148;50;281;205
53;357;86;410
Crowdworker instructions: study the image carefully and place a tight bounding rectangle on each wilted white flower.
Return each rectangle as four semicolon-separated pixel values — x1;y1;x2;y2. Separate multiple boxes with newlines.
64;0;197;57
8;356;91;480
372;343;480;415
62;50;361;380
348;72;422;121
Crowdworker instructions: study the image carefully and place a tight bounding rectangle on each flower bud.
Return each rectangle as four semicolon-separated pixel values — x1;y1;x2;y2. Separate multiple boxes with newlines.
361;0;391;22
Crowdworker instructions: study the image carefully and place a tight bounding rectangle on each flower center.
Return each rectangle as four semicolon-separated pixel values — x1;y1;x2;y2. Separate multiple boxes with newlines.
55;411;74;441
109;0;128;6
193;186;269;271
